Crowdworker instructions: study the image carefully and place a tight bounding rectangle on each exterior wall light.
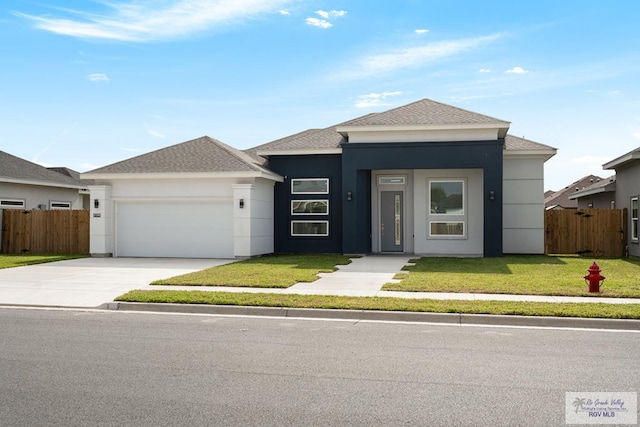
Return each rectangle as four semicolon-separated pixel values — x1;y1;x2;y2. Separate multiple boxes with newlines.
347;191;352;201
489;190;495;201
94;199;100;209
239;199;244;209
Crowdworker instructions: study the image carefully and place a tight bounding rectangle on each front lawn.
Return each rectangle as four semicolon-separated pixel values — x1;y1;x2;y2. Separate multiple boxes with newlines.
116;290;640;319
0;254;87;269
383;256;640;298
151;254;354;288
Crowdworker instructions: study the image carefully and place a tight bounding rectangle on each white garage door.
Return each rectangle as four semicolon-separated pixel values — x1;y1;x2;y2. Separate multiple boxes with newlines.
116;202;233;258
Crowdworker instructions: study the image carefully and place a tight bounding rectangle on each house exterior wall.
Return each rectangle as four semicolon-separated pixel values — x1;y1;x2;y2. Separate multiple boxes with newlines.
614;162;640;258
0;182;84;210
342;140;503;256
268;154;343;253
576;192;616;209
503;157;546;254
89;177;275;258
413;169;484;256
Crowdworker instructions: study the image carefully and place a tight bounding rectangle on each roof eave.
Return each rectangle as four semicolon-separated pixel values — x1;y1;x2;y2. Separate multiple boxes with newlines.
603;152;640;170
256;148;343;157
337;122;511;136
0;177;86;190
503;149;557;161
82;171;284;182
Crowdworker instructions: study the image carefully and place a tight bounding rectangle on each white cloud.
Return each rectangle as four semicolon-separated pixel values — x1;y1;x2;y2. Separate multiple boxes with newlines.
87;73;109;82
315;10;347;18
415;29;429;34
632;132;640;140
479;68;491;73
279;9;290;16
505;66;529;74
570;155;611;165
16;0;293;42
355;92;403;108
148;130;166;139
305;17;332;29
339;34;501;79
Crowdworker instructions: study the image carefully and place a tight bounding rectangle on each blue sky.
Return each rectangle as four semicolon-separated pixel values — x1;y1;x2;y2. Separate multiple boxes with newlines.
2;0;639;191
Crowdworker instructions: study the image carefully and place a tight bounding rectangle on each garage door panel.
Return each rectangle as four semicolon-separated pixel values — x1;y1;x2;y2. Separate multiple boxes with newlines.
116;202;233;258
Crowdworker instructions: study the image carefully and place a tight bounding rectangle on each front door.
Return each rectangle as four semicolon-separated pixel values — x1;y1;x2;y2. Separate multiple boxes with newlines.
380;191;403;252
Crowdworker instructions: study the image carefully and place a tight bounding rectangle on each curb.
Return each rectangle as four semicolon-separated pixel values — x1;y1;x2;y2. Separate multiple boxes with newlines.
104;302;640;331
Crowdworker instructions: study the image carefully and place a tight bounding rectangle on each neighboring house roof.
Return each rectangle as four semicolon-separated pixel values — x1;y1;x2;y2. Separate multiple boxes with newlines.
544;175;604;209
0;150;87;189
603;146;640;169
83;135;282;180
568;176;616;200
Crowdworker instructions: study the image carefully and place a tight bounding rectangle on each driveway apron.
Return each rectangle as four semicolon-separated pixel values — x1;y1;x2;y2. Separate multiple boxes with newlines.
0;257;233;307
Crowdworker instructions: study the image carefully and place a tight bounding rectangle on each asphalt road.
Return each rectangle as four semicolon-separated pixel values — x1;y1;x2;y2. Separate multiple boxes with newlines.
0;307;638;426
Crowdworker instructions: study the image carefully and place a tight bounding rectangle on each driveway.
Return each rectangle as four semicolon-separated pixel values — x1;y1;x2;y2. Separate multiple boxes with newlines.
0;257;233;308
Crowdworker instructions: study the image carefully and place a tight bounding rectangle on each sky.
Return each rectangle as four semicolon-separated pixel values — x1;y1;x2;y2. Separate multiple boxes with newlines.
1;0;639;191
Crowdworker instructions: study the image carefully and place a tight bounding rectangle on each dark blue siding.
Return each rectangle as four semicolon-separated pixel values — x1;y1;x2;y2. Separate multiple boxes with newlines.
268;155;343;253
341;140;504;256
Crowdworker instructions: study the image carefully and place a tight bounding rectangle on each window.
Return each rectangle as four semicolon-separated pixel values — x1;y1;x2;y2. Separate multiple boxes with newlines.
430;180;464;214
291;221;329;236
291;178;329;194
378;176;406;185
0;199;25;209
632;197;638;242
428;179;466;238
292;200;328;215
50;201;71;210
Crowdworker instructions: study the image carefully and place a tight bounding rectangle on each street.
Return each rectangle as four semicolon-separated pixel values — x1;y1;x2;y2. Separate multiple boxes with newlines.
0;307;638;426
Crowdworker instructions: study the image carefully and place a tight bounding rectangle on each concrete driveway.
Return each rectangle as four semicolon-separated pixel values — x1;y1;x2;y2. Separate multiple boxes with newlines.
0;257;233;308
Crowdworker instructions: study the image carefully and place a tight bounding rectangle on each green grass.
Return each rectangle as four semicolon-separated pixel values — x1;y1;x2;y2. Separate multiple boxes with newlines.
0;254;87;269
116;290;640;320
151;254;354;288
383;256;640;298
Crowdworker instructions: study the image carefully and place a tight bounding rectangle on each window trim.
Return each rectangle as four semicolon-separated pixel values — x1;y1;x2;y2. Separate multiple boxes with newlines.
0;198;26;209
291;220;329;237
291;200;329;216
291;178;329;195
429;179;465;216
50;201;72;210
429;221;465;237
632;196;639;242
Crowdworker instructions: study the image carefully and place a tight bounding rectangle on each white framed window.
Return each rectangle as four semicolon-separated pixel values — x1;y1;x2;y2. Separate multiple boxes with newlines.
291;200;329;215
50;201;72;210
291;221;329;236
428;179;466;238
632;197;638;242
0;199;25;209
291;178;329;194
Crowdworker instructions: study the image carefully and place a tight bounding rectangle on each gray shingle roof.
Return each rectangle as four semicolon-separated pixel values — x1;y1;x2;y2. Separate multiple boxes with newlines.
86;136;272;175
545;175;604;209
0;150;86;188
504;135;556;151
343;98;510;127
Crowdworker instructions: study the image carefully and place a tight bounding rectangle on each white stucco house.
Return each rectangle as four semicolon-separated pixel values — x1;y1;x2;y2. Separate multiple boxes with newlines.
82;99;556;258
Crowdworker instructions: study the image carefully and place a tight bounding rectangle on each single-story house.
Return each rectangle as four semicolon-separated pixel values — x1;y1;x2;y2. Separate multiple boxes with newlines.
82;98;557;258
0;150;90;211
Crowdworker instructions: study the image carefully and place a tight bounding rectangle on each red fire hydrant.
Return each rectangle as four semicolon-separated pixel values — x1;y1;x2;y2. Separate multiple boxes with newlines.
584;262;605;293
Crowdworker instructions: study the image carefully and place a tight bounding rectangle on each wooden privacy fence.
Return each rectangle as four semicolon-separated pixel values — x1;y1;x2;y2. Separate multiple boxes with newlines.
545;208;627;258
1;210;90;255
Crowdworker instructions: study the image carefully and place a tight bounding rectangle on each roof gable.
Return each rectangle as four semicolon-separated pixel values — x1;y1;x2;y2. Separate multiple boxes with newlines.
0;150;86;188
86;136;271;175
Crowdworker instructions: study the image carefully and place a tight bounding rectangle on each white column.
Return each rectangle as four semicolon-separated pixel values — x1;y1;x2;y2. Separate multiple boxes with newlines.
88;185;113;257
